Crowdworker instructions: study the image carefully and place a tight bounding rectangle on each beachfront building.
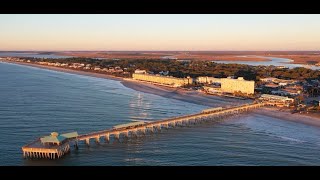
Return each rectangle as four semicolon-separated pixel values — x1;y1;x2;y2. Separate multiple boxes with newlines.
134;69;147;74
83;64;92;70
94;66;101;71
258;94;294;107
260;77;298;85
114;66;123;73
69;63;85;69
220;77;255;95
260;77;278;82
132;73;193;87
271;88;301;96
264;83;279;88
198;76;254;95
196;76;222;84
38;61;49;65
177;59;191;63
159;71;169;76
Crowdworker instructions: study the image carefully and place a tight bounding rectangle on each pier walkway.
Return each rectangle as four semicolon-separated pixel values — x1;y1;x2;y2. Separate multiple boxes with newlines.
22;102;266;159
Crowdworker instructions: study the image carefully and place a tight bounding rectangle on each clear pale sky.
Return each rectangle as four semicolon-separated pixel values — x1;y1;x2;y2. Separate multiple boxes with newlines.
1;14;320;51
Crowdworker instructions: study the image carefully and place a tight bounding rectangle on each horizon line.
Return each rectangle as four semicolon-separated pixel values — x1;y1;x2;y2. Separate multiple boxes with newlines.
1;50;320;52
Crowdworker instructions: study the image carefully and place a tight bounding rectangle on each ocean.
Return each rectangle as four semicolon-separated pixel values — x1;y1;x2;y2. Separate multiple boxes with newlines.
0;62;320;166
0;52;71;59
213;56;320;70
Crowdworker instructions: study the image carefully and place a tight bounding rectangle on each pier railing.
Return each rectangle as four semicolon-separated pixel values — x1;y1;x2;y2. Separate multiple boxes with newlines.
77;102;265;141
22;102;266;159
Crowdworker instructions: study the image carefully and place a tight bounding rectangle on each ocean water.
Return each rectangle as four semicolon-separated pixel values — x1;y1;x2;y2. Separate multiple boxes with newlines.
0;62;320;166
0;52;71;59
213;56;320;70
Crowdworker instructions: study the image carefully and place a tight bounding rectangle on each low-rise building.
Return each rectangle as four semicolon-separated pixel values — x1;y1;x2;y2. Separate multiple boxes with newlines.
259;94;294;107
54;62;61;66
159;71;169;76
114;66;123;73
279;82;287;87
177;59;191;62
260;77;278;82
115;69;123;73
69;63;83;68
132;73;192;87
260;77;298;85
134;69;147;74
38;62;48;65
264;83;279;88
196;76;222;84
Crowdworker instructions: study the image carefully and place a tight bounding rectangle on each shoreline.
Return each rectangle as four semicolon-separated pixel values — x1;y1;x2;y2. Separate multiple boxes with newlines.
1;60;320;127
253;107;320;128
1;60;253;107
1;60;123;81
121;79;253;107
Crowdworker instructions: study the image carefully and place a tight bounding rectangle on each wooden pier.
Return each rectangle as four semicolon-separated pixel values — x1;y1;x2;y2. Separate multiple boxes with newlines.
22;139;71;159
22;132;78;159
22;102;266;160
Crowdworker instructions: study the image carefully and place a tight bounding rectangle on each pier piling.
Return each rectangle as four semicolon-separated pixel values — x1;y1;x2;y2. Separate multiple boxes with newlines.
22;103;267;160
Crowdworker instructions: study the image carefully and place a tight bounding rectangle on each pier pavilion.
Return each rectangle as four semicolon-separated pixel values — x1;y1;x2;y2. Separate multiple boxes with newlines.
22;131;78;159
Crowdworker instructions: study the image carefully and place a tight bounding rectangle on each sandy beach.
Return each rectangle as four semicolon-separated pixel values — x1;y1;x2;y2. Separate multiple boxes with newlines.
2;60;320;127
121;79;252;107
253;107;320;127
2;61;123;81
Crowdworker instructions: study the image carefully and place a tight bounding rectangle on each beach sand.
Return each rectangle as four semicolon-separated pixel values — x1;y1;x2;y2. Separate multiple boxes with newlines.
2;61;122;81
121;79;253;107
253;107;320;127
2;60;320;127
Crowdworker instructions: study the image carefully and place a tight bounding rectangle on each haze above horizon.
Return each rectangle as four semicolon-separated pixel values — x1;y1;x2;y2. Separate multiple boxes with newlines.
1;14;320;51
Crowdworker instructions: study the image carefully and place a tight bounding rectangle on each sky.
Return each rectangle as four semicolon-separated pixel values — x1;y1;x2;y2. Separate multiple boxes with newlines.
0;14;320;51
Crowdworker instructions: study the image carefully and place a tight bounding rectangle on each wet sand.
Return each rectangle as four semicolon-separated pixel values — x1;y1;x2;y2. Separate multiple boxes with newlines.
2;60;320;127
253;107;320;127
122;80;320;127
2;61;122;81
121;79;253;107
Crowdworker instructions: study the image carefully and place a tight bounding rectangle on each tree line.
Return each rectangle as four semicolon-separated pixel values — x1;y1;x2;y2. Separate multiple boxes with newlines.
22;57;320;81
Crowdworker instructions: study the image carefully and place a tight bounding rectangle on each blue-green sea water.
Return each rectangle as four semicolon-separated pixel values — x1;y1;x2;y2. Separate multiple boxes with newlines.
0;62;320;166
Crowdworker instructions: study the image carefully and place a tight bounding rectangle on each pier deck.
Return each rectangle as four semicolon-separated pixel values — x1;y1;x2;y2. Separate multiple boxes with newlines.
22;102;266;160
22;138;72;159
